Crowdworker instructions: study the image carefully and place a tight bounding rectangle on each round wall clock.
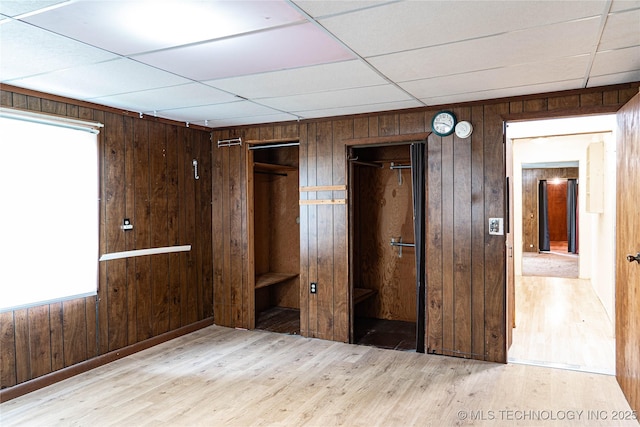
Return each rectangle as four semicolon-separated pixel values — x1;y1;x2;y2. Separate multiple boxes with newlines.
431;111;457;136
455;121;473;138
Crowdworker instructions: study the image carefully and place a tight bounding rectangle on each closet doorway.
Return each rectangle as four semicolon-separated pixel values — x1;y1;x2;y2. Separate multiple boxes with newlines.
348;143;425;352
248;141;300;334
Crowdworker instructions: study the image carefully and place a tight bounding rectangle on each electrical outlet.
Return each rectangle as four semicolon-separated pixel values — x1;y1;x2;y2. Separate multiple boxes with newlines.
310;282;317;294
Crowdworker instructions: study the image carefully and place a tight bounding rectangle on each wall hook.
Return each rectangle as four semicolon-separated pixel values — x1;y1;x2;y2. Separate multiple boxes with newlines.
192;159;199;180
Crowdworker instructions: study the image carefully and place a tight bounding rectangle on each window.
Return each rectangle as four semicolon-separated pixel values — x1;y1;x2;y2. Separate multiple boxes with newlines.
0;109;100;311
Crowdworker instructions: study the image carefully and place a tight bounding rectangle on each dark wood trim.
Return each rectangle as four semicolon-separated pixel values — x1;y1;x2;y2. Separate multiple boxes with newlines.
502;103;625;122
0;318;214;403
0;84;211;131
245;137;299;145
343;132;430;147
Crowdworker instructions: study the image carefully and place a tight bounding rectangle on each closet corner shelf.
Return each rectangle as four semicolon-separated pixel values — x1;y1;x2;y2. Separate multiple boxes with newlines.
353;288;377;305
254;162;297;173
255;272;299;289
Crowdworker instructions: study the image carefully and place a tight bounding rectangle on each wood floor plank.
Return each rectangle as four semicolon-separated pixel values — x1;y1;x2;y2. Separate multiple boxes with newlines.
0;325;634;426
509;275;615;374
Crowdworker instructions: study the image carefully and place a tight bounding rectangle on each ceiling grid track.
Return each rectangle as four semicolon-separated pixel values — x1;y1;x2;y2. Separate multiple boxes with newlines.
582;0;614;89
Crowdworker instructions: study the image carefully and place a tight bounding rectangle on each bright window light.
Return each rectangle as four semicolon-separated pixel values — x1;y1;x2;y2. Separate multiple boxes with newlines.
0;114;99;311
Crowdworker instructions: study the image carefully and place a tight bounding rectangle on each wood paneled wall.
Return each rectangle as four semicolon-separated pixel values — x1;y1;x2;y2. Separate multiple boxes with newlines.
211;83;638;364
521;168;578;252
0;87;213;391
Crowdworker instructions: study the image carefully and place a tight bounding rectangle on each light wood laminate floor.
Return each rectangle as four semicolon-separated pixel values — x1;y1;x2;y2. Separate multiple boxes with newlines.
1;325;634;426
509;275;615;375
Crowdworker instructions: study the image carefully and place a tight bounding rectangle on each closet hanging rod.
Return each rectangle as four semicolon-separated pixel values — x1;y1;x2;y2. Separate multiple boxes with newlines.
249;142;300;150
389;163;411;170
348;157;382;168
390;241;415;247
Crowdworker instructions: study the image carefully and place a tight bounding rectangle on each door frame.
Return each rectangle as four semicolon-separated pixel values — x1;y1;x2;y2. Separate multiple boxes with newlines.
343;132;429;349
504;112;619;364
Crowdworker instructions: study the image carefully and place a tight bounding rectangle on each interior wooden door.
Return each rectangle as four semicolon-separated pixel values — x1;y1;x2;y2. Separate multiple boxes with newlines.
615;91;640;413
506;138;515;347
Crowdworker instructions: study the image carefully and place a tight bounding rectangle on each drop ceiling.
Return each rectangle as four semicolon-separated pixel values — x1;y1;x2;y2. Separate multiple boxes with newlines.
1;0;638;129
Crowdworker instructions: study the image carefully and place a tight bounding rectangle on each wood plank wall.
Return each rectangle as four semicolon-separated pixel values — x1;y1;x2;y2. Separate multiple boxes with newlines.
211;83;638;364
0;86;213;391
521;168;578;252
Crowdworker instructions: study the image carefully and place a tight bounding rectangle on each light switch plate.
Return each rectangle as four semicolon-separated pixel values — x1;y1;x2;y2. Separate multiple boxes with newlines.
489;218;503;235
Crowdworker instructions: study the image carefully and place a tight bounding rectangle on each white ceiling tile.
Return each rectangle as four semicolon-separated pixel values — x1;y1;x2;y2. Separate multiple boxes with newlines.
202;112;299;128
590;46;640;76
370;18;600;83
155;101;284;122
295;100;423;119
421;80;584;107
292;1;393;18
0;0;67;17
22;0;305;56
401;56;590;100
88;83;238;113
258;84;415;112
318;0;607;57
598;9;640;51
8;58;190;100
134;22;354;81
205;60;387;99
587;70;640;87
1;0;637;127
610;0;640;12
0;20;117;80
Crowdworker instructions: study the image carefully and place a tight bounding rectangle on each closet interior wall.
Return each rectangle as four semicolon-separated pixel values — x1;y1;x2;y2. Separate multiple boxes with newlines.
352;145;416;324
252;146;300;318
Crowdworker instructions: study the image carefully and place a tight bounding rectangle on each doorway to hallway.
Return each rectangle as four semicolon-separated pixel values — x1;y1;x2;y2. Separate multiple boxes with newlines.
506;115;616;375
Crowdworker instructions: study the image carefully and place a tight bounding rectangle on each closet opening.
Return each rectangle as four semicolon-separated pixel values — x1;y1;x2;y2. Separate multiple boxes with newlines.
348;143;424;352
249;142;300;335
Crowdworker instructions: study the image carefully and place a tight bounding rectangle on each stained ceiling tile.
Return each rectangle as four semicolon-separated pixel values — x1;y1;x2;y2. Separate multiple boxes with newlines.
0;20;117;80
22;0;306;56
205;60;387;99
8;58;190;100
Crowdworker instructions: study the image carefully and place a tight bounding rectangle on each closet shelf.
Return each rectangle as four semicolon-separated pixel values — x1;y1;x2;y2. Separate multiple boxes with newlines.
254;162;297;173
255;272;299;289
353;288;377;305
